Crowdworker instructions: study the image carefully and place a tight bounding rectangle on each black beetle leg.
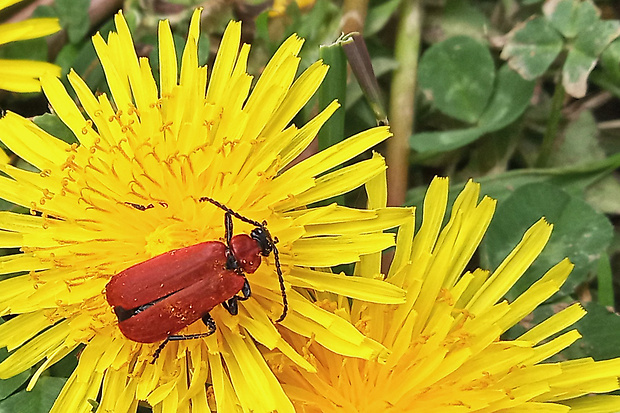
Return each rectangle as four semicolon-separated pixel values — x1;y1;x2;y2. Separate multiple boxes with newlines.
237;279;251;301
150;313;217;364
222;296;238;315
201;313;216;332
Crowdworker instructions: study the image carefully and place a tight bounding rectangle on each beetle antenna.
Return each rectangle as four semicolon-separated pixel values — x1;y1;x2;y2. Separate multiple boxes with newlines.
198;196;263;227
199;196;288;322
272;242;288;322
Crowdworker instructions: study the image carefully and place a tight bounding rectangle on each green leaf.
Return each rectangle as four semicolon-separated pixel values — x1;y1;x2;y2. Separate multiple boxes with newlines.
365;0;402;37
504;301;620;362
501;16;563;80
318;40;347;152
574;19;620;57
599;38;620;84
0;347;29;401
543;0;597;39
585;175;620;215
405;152;620;212
562;48;598;98
543;0;620;97
56;18;116;94
549;111;604;167
0;38;48;62
410;126;490;153
54;0;91;44
418;36;495;123
563;302;620;360
33;114;77;146
410;65;534;153
47;347;80;378
563;19;620;97
435;0;490;42
0;376;65;413
597;253;614;307
477;65;535;128
481;183;613;302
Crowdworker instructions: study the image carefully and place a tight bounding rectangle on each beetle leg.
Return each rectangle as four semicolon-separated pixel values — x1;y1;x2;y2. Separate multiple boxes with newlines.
237;278;251;301
222;296;238;315
226;248;240;272
150;314;217;363
151;337;171;363
201;313;216;332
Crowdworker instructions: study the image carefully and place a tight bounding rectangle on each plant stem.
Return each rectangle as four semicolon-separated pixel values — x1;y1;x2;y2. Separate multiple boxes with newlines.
387;0;422;206
597;253;614;307
341;0;369;34
536;82;565;167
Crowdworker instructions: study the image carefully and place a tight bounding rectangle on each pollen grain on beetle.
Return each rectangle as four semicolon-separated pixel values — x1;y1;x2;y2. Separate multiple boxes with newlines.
270;178;620;412
0;9;409;413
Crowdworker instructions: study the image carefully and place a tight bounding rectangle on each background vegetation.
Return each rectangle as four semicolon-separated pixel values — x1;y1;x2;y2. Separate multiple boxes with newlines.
1;0;620;411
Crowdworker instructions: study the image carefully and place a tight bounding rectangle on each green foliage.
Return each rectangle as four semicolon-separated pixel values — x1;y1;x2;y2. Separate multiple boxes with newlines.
418;36;495;124
0;376;66;413
54;0;91;44
482;182;613;300
413;64;535;152
502;0;620;97
0;333;70;413
0;349;29;402
33;113;78;145
2;0;620;408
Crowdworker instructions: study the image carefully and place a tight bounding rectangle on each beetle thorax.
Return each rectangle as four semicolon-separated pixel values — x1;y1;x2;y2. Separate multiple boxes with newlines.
229;234;262;273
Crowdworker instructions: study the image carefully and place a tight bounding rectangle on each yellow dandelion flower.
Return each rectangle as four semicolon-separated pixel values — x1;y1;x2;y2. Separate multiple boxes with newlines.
273;177;620;412
0;10;410;413
271;0;316;16
0;0;61;92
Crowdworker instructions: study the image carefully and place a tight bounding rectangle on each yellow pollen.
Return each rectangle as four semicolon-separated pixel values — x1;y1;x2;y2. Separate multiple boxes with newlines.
60;155;77;171
127;105;139;116
437;288;455;305
160;121;173;132
43;309;63;323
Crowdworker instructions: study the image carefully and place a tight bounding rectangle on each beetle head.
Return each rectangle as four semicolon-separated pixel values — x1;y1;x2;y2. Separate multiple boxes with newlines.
250;227;274;256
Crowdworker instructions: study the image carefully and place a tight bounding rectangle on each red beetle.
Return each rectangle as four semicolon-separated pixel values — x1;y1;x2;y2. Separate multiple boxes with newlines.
105;197;287;361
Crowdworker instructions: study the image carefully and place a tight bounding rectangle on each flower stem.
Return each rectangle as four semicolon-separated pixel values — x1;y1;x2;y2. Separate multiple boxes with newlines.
536;82;565;167
341;0;369;34
387;0;422;206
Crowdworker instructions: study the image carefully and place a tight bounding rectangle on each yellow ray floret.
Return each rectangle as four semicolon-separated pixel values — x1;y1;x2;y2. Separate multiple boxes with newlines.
0;1;60;92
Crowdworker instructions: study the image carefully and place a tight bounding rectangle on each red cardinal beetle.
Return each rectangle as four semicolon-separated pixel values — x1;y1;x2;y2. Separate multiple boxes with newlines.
105;196;287;361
